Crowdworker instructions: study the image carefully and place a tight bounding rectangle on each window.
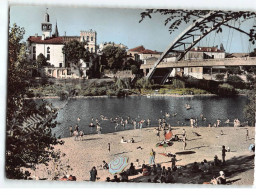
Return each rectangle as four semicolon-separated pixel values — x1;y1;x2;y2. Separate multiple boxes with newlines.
48;70;52;74
47;47;50;60
67;69;71;75
87;36;89;41
91;36;93;41
33;46;36;53
67;63;70;68
91;48;93;53
33;54;36;60
59;63;62;68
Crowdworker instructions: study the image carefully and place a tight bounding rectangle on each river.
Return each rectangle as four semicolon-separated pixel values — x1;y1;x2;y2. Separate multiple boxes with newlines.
46;95;248;138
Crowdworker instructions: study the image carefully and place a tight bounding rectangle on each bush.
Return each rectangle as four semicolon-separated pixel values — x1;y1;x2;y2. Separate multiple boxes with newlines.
227;75;246;89
215;73;225;81
135;78;152;89
217;83;237;96
172;78;185;88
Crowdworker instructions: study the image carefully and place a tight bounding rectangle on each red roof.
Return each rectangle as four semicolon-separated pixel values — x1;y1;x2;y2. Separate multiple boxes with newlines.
128;45;145;52
27;36;64;44
190;47;224;52
139;49;160;54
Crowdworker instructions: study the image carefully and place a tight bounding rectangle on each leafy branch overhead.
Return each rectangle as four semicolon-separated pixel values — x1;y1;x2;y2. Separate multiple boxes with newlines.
140;9;256;44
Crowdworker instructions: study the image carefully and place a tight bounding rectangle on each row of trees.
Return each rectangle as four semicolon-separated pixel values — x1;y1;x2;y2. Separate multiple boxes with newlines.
7;24;64;179
61;40;141;78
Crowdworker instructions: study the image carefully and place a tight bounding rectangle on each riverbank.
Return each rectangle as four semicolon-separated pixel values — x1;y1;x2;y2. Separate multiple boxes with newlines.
33;126;255;185
25;93;218;100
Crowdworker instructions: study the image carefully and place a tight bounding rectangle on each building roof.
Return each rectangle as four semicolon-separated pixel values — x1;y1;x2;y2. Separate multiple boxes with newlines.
139;49;160;54
190;46;224;53
227;53;249;58
28;36;64;44
128;45;145;52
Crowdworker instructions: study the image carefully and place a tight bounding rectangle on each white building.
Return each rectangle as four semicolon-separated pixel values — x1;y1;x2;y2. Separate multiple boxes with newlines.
26;10;97;79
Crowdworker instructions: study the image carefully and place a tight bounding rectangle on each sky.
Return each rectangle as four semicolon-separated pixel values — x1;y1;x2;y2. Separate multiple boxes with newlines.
9;5;256;54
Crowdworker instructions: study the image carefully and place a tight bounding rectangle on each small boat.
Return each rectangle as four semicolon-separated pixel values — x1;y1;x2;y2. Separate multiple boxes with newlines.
165;113;170;118
146;94;151;98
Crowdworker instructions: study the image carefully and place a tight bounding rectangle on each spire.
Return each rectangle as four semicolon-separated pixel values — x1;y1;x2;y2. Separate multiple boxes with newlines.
54;21;59;37
44;8;50;22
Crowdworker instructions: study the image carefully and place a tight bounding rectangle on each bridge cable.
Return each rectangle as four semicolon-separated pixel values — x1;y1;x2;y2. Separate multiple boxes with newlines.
226;20;232;53
228;20;235;53
238;19;245;53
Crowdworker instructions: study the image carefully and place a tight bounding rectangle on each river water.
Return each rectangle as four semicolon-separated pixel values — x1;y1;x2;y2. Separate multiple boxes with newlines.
46;95;248;138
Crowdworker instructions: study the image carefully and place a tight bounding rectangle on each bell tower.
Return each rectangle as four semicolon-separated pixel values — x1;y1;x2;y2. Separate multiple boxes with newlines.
41;8;52;40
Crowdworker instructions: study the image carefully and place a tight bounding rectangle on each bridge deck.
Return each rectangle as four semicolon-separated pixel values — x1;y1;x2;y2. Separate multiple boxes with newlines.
141;57;256;69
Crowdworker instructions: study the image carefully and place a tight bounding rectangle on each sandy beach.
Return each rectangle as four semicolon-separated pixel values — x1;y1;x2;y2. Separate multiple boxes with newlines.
34;126;255;185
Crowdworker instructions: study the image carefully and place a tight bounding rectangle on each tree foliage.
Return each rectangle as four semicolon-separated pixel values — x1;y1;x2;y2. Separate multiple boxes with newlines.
62;40;90;64
140;9;256;44
36;53;48;68
102;45;127;70
6;23;64;179
244;87;256;126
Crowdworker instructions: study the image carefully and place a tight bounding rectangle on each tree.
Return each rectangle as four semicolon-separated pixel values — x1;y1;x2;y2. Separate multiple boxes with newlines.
131;65;139;75
36;53;48;68
140;10;256;44
6;23;64;179
244;87;256;126
62;40;88;64
102;45;127;70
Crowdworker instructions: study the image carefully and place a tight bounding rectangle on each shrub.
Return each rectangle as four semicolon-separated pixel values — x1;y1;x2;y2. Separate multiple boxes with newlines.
215;73;225;81
172;78;185;88
227;75;246;89
217;83;237;96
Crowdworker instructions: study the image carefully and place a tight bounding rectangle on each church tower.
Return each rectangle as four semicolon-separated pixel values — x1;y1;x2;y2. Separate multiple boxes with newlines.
41;9;52;40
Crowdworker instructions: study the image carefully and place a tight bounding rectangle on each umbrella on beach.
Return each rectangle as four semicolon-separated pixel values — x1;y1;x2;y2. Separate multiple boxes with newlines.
156;141;173;153
108;156;129;175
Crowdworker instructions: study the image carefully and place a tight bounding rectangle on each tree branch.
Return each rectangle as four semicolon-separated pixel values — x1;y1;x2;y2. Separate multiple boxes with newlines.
223;24;250;37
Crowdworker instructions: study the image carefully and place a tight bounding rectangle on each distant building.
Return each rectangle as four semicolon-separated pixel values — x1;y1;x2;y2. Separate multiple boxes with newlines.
26;10;97;79
128;45;162;62
141;45;227;80
183;46;226;79
98;42;127;54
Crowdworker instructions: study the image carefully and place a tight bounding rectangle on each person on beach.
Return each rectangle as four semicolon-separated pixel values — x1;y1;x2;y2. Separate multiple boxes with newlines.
147;119;151;127
69;126;73;137
79;130;84;141
133;120;136;130
216;119;221;127
190;118;194;128
90;166;97;181
211;171;226;185
75;124;79;131
222;145;227;164
102;161;109;170
183;137;187;150
73;129;79;141
149;149;156;165
182;129;186;139
246;129;249;141
121;137;127;143
108;143;111;154
171;155;177;170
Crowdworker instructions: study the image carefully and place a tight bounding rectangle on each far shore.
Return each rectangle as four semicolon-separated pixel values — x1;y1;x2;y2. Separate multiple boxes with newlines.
25;93;224;100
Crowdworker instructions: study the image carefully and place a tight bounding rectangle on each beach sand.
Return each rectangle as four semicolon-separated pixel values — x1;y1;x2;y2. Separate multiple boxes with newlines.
34;126;255;185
